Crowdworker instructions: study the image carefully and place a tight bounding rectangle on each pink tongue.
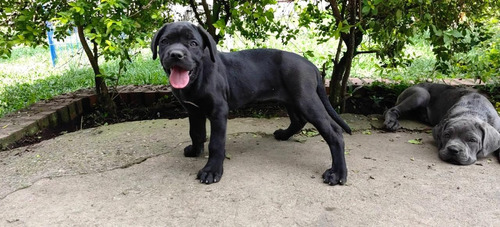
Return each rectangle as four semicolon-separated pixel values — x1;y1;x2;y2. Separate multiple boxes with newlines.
170;66;190;89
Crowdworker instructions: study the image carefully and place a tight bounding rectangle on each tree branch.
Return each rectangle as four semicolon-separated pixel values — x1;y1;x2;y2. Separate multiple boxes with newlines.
327;0;343;22
77;25;99;76
201;0;212;26
129;0;154;18
223;0;232;25
355;50;378;55
189;0;205;27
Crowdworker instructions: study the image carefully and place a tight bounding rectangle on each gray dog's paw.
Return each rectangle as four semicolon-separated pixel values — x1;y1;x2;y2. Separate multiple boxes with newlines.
184;145;203;157
384;118;400;131
322;168;347;186
197;166;223;184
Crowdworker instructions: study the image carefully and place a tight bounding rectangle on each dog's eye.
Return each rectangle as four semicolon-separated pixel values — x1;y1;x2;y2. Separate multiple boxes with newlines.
190;41;198;47
467;138;478;143
161;39;169;45
443;133;451;138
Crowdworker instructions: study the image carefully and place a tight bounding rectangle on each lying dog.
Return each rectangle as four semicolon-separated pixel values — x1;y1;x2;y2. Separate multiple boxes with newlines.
151;22;351;185
384;83;500;164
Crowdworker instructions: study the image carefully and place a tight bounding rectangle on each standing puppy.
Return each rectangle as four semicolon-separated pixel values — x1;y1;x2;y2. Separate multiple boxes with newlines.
384;83;500;164
151;22;351;185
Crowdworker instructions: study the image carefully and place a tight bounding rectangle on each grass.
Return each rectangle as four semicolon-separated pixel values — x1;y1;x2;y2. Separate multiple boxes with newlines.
0;47;165;117
0;24;498;118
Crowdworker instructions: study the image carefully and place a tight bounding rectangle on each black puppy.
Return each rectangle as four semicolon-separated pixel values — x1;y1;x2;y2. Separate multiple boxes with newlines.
151;22;351;185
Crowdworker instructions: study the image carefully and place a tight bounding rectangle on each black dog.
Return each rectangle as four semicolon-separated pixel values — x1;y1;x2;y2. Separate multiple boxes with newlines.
384;83;500;164
151;22;351;185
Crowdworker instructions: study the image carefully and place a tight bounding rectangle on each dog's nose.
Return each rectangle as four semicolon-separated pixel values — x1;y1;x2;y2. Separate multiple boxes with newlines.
170;50;185;59
447;146;462;154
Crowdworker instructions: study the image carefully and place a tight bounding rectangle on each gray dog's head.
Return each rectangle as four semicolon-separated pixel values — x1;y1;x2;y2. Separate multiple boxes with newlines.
433;117;500;165
151;22;217;89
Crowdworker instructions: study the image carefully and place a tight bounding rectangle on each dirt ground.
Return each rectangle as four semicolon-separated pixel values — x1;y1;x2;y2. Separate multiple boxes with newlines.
0;116;499;226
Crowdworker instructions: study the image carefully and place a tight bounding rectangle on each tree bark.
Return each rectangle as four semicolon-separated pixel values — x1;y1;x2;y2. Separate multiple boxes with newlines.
77;25;116;115
328;0;363;112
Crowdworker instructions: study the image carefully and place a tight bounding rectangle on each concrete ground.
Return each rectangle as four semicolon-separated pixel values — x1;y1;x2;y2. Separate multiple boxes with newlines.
0;115;498;226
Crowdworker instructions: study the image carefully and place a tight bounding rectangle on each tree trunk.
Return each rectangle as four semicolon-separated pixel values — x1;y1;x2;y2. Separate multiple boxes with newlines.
77;26;116;116
328;0;362;113
329;56;347;108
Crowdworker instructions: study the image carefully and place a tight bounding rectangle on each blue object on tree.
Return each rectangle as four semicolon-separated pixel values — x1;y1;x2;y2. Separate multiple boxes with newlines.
46;21;57;67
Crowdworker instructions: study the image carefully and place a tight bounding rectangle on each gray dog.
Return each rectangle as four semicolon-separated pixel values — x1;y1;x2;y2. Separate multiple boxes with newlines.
151;22;351;185
384;83;500;165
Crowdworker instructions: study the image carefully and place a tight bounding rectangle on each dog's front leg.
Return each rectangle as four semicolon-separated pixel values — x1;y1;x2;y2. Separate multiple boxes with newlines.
197;107;228;184
184;110;207;157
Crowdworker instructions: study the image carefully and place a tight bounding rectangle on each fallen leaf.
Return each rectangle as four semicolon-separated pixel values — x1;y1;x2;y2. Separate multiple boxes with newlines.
300;128;319;137
295;138;307;143
362;130;372;135
408;138;422;145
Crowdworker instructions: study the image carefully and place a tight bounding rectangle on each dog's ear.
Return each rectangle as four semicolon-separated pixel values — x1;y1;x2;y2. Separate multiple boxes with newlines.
151;24;168;60
433;120;448;149
196;25;217;62
477;121;500;157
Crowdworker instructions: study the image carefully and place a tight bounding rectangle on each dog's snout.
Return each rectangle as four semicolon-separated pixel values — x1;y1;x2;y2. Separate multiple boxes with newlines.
447;146;462;154
170;50;185;59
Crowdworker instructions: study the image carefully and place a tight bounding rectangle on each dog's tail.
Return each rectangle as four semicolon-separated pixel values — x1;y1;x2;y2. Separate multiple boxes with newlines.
316;76;352;135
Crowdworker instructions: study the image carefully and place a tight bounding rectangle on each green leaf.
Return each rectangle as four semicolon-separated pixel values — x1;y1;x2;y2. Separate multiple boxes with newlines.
396;10;402;20
408;138;422;145
431;25;443;37
443;34;451;45
450;30;463;38
107;20;115;30
300;128;319;137
213;19;226;29
362;5;371;14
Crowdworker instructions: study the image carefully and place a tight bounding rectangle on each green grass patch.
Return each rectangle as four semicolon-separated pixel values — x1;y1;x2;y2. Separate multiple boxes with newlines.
0;47;165;117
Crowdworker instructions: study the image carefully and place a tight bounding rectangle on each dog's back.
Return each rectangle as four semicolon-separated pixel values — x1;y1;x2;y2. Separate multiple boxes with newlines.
417;83;475;124
219;49;321;107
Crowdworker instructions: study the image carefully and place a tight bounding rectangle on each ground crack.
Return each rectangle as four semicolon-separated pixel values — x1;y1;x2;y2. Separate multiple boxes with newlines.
0;153;168;201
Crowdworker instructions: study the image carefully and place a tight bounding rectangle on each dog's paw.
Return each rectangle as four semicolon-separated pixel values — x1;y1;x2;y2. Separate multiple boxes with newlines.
322;168;347;186
384;118;400;131
273;129;292;141
184;145;203;157
197;165;223;184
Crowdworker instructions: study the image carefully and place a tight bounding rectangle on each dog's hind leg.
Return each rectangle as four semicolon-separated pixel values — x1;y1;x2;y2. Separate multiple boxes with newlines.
274;105;307;141
384;86;430;131
297;98;347;185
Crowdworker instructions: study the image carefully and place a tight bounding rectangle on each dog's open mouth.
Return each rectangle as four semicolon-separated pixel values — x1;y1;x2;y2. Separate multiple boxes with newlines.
169;66;193;89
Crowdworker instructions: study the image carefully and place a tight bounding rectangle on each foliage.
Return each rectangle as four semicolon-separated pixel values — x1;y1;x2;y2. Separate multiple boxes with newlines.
183;0;298;45
448;19;500;82
297;0;499;111
0;0;174;115
0;0;170;59
0;0;499;118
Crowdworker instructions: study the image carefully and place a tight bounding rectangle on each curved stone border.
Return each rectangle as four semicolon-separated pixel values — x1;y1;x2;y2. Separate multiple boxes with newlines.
0;78;479;150
0;85;171;150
